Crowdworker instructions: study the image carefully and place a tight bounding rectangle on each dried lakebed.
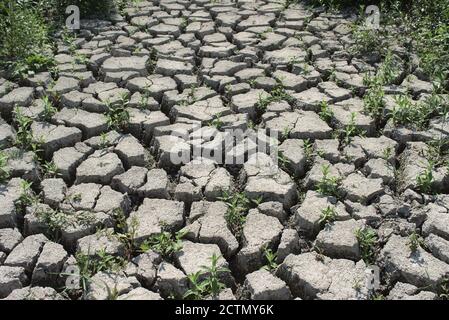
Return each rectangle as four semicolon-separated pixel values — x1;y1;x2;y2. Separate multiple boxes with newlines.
1;0;449;300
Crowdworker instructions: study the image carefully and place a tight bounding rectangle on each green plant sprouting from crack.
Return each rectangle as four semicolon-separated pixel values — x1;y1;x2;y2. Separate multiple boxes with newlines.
0;151;10;182
319;206;338;226
316;164;340;197
407;231;425;252
218;191;251;240
140;230;186;259
355;227;378;264
318;100;334;123
184;253;229;300
416;162;434;194
105;94;130;131
262;247;278;272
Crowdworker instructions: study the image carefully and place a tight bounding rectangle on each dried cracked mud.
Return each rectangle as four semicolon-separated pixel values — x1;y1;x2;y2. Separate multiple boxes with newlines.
1;0;449;300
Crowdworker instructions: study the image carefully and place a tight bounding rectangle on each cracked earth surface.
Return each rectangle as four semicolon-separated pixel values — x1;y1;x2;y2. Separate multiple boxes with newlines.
1;0;449;300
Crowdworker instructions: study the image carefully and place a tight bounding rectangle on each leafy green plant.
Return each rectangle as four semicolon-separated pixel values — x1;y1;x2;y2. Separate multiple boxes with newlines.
13;107;35;149
218;191;251;239
377;51;399;85
9;53;56;79
71;193;82;203
138;92;151;109
371;293;386;300
112;208;138;260
310;0;449;88
14;180;39;215
256;84;294;113
318;100;334;123
382;146;393;161
316;165;340;197
41;96;57;121
355;227;378;264
416;162;434;194
350;24;384;57
0;1;51;69
277;151;290;171
0;151;10;182
35;207;68;241
57;0;116;17
413;20;449;86
363;82;385;121
390;95;421;127
407;231;425;252
303;139;314;163
184;253;228;300
427;137;449;167
105;283;120;300
140;231;186;259
209;114;224;130
262;247;278;272
99;132;110;149
146;48;158;74
340;112;363;145
68;249;126;299
105;96;130;131
319;206;338;226
281;127;292;140
41;161;59;178
74;53;89;65
183;271;204;300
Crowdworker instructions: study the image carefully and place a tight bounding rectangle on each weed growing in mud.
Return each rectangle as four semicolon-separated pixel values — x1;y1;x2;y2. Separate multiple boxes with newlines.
277;151;291;172
41;96;57;121
35;207;68;241
112;208;138;260
390;95;423;128
16;180;38;209
416;162;434;194
387;88;448;130
0;1;54;78
140;230;186;259
68;249;126;298
427;137;449;168
105;94;130;131
13;107;35;150
382;146;393;161
218;191;251;239
363;82;385;121
99;132;110;149
350;25;384;57
378;52;399;84
316;165;340;197
184;253;228;300
262;247;278;272
319;206;338;226
318;100;334;123
208;113;224;130
41;161;59;178
0;151;10;182
340;112;364;145
407;231;425;252
362;52;401;122
256;83;294;113
281;127;292;140
355;227;377;264
371;293;386;300
303;139;314;165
